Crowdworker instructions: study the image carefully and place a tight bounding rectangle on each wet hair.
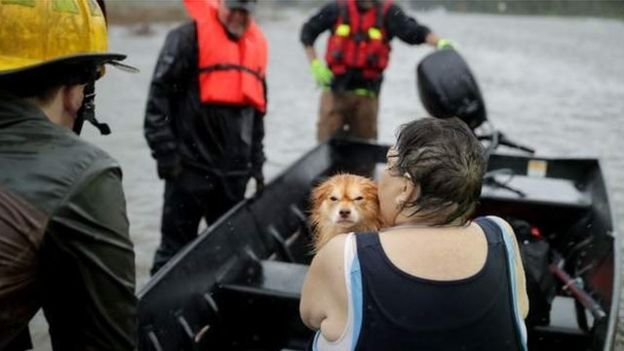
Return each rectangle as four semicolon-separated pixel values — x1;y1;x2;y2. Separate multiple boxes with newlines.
390;117;486;225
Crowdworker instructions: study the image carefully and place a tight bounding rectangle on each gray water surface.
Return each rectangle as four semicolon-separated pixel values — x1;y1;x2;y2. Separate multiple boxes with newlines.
30;9;624;350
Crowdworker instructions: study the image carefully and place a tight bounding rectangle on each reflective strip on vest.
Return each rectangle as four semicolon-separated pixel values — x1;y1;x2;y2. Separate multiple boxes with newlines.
192;3;267;112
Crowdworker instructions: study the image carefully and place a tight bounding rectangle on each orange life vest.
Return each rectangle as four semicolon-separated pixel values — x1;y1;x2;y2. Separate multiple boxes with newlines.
325;0;392;80
188;1;268;113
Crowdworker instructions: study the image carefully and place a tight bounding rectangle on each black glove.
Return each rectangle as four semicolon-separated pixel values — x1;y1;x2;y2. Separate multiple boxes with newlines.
252;170;265;195
157;153;182;180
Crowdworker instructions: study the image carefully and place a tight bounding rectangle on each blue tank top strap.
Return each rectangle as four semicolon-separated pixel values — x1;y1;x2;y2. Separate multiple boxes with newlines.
484;216;529;351
354;231;380;250
473;216;503;245
312;233;364;351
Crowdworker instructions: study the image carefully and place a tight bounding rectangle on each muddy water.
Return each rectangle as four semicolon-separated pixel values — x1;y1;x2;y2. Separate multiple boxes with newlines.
29;9;624;350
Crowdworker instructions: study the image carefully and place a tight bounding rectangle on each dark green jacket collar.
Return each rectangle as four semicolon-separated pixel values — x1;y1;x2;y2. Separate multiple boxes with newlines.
0;90;53;128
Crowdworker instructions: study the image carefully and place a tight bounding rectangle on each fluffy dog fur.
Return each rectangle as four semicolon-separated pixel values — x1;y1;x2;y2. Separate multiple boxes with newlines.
310;174;382;252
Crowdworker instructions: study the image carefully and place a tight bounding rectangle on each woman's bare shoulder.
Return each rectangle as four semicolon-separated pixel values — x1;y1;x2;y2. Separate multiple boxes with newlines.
311;233;349;274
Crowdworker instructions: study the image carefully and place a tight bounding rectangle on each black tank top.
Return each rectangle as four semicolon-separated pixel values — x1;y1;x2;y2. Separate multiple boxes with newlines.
353;217;522;351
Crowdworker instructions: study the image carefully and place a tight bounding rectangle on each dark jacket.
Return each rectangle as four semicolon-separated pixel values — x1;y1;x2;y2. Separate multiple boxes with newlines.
300;1;431;93
0;92;136;350
144;22;266;182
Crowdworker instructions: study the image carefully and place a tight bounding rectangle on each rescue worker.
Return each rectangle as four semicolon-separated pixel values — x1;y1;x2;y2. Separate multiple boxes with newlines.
301;0;454;141
145;0;267;274
0;1;136;350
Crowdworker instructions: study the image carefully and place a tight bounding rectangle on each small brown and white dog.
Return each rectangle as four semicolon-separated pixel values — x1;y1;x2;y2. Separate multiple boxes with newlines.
310;174;382;252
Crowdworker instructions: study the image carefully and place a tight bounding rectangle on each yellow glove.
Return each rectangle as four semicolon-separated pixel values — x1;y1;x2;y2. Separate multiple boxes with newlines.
310;59;333;87
437;38;456;49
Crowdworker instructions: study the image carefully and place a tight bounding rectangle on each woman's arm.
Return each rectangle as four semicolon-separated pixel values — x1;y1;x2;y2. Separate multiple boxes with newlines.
300;234;348;331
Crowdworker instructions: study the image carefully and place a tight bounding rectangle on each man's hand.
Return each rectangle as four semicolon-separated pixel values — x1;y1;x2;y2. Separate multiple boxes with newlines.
310;59;333;87
437;38;456;50
157;153;182;180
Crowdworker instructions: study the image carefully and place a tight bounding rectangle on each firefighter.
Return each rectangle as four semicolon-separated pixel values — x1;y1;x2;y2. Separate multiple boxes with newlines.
0;1;137;349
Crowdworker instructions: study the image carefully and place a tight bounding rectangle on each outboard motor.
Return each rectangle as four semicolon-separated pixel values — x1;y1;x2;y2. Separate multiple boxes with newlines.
417;49;487;130
417;49;534;156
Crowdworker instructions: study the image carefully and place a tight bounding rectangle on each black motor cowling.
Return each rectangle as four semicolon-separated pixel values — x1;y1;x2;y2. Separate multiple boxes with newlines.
417;49;487;130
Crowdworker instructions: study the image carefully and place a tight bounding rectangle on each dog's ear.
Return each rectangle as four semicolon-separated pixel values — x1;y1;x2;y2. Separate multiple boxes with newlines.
357;178;384;230
365;178;378;194
357;178;378;200
311;180;333;211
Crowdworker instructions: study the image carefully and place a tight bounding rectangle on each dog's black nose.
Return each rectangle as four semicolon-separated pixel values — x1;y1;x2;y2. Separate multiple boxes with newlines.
339;209;351;217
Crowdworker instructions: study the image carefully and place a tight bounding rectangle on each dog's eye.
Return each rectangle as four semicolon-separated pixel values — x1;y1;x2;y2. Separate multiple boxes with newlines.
354;196;364;201
330;196;338;201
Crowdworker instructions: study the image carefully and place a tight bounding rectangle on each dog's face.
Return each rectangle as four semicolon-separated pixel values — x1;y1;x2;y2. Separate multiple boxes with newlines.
310;174;381;251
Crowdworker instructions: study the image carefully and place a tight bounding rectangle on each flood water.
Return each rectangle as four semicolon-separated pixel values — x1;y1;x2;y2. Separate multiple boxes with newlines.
29;8;624;350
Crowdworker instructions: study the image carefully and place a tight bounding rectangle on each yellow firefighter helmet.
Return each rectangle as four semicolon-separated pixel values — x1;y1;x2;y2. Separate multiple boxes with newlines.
0;0;126;77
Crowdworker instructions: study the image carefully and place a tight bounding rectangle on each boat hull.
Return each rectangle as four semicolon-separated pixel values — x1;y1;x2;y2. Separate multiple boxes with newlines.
138;139;619;351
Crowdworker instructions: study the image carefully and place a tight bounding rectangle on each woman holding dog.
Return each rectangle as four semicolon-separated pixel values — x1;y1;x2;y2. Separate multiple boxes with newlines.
300;118;528;350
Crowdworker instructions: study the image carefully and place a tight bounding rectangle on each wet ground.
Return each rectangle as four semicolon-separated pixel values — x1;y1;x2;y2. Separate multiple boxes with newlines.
30;8;624;350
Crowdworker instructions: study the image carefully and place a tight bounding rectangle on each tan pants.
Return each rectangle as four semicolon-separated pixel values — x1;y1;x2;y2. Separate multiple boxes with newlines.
317;90;379;142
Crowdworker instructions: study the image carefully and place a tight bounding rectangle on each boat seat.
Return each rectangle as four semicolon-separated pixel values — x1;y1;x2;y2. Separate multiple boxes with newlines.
216;260;312;349
529;296;592;349
479;175;592;231
481;175;592;210
220;260;308;299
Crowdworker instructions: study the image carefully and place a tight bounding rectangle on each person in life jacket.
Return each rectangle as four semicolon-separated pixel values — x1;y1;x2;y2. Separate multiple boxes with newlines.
0;0;137;349
144;0;268;275
300;0;455;142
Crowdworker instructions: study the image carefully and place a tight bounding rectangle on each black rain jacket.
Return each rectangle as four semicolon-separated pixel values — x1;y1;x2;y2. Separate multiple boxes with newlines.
0;92;136;350
144;22;266;182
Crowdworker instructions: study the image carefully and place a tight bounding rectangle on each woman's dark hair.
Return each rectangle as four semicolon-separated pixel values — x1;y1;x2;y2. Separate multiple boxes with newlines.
391;117;486;225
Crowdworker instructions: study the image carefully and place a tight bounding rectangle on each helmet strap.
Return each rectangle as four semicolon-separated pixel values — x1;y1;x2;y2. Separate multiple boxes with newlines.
74;81;111;135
